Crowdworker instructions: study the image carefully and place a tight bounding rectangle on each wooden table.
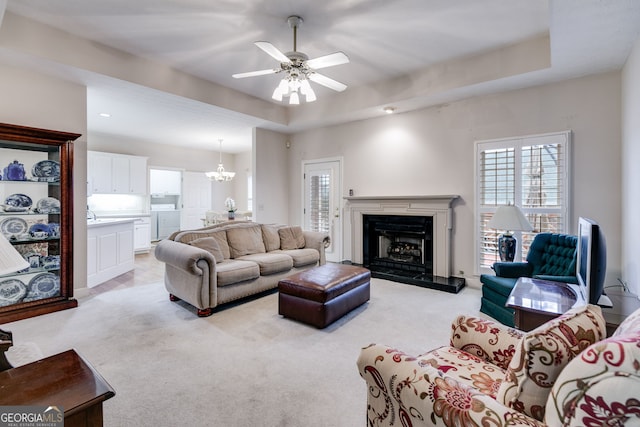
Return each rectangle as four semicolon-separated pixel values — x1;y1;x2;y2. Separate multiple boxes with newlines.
506;277;586;331
0;349;115;427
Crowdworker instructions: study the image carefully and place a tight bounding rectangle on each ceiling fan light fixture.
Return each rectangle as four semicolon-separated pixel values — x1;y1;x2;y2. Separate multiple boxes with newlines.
232;15;349;105
300;79;316;102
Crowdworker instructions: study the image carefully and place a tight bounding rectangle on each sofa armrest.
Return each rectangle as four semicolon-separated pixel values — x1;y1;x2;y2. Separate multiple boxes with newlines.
302;230;331;265
154;239;216;276
493;262;533;278
357;344;544;427
449;315;524;370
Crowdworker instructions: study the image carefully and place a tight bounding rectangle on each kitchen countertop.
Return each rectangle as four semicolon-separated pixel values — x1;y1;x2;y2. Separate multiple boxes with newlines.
87;218;136;228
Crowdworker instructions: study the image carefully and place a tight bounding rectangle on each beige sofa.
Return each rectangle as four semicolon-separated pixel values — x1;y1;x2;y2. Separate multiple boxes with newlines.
154;221;330;316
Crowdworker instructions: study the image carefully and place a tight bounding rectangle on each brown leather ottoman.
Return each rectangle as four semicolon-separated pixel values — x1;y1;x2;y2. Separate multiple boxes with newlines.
278;263;371;328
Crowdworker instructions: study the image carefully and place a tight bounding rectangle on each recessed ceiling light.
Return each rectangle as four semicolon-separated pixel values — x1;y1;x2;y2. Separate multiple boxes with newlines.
383;106;396;114
98;112;111;118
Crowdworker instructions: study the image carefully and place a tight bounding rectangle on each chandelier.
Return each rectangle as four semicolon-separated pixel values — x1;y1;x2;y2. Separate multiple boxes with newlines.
205;139;235;182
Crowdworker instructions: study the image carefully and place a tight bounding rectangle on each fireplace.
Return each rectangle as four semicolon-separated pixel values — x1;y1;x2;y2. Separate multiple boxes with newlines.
345;195;464;293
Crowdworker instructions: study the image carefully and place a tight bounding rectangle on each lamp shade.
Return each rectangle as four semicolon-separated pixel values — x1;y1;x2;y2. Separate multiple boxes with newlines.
487;204;533;233
0;234;29;275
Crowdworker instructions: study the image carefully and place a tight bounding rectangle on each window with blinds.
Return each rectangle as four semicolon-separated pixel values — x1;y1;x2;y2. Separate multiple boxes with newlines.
476;131;571;273
308;173;331;233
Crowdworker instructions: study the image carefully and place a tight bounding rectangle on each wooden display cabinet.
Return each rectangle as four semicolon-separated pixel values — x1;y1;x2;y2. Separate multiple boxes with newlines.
0;123;80;323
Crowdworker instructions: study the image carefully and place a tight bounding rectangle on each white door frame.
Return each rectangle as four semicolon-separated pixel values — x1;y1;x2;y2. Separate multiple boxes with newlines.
302;157;343;263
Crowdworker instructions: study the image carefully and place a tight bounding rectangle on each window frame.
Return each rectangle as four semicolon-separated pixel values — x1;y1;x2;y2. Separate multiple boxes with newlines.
474;131;572;275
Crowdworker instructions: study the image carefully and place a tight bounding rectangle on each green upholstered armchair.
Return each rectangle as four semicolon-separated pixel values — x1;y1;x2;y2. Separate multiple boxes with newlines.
480;233;578;327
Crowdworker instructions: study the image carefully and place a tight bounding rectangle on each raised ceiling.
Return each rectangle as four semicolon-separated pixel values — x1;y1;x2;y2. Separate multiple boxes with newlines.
2;0;640;152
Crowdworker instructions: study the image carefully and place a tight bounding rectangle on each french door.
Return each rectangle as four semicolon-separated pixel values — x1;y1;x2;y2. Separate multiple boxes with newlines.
303;159;342;263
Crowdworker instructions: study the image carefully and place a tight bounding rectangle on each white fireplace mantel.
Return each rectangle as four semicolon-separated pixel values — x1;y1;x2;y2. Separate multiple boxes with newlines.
344;195;459;278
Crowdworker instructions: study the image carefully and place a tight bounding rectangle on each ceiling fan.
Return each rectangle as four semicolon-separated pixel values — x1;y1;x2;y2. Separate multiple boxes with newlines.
232;15;349;104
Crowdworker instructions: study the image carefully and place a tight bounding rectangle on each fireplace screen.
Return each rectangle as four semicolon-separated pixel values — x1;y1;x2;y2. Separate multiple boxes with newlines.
363;215;433;278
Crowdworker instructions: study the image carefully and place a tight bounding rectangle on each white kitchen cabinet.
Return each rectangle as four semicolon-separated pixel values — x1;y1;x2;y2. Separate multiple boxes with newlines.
88;151;148;194
133;217;151;253
150;169;181;195
87;219;135;287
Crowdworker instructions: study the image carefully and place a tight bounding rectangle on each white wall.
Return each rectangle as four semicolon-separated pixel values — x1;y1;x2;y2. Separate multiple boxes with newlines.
289;72;622;289
622;38;640;297
0;63;88;289
254;128;289;224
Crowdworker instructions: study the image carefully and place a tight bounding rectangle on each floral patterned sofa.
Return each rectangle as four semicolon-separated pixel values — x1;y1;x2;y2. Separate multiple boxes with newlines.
357;304;640;426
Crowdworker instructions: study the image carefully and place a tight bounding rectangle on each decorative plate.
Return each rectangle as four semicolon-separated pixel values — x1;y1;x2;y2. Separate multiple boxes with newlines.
0;279;27;307
24;273;60;302
47;222;60;237
41;255;60;270
31;160;60;182
4;193;32;211
29;223;50;238
35;197;60;214
0;217;28;237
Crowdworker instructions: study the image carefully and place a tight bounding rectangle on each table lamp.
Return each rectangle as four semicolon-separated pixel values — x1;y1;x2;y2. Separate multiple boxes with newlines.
487;204;533;262
0;234;29;275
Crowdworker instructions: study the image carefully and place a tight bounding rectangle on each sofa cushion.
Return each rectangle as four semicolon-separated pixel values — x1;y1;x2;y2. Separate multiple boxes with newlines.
226;225;266;258
496;304;606;421
188;237;224;263
237;253;293;275
279;226;305;250
261;224;284;252
215;259;261;287
277;248;319;267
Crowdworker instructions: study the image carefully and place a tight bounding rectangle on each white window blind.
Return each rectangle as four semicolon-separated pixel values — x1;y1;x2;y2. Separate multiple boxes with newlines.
476;131;571;273
308;173;331;233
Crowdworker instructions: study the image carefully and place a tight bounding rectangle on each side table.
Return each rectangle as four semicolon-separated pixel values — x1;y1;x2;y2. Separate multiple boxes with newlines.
506;277;586;331
0;349;115;427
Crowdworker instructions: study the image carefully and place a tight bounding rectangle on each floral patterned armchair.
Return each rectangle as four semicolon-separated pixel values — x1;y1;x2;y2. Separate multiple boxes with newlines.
357;304;640;426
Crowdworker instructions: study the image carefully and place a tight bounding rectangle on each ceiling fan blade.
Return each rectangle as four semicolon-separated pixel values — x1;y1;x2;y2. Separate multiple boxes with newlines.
306;52;349;70
232;69;279;79
308;73;347;92
255;41;291;63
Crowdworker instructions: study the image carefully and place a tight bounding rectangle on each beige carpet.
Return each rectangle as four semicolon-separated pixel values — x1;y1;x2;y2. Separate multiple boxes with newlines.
4;278;483;427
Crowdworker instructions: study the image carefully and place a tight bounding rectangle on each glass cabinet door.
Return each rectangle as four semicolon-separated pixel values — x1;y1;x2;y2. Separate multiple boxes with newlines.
0;123;80;323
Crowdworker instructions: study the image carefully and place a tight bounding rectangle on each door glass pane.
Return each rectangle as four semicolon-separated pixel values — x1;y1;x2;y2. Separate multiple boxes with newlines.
309;173;330;233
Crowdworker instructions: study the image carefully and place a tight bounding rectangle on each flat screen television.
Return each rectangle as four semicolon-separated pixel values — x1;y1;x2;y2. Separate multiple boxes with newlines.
576;217;611;307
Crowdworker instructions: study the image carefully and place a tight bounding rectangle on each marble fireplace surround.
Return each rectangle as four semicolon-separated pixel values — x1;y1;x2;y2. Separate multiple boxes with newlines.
344;195;459;278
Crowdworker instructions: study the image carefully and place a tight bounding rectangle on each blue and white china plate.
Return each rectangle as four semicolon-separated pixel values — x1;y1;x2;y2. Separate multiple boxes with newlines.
24;273;60;302
35;197;60;214
0;279;27;306
29;223;50;238
31;160;60;182
41;255;60;270
0;217;28;237
4;193;32;211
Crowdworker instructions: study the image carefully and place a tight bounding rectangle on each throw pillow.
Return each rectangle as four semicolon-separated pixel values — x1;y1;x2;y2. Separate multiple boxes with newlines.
226;225;266;258
279;226;305;250
188;237;224;263
261;224;283;252
496;303;606;421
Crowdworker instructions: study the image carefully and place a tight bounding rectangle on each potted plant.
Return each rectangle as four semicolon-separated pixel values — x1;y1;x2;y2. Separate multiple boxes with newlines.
225;197;237;220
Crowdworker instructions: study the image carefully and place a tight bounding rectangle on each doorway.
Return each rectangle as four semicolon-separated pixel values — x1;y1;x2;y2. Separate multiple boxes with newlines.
303;159;342;263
